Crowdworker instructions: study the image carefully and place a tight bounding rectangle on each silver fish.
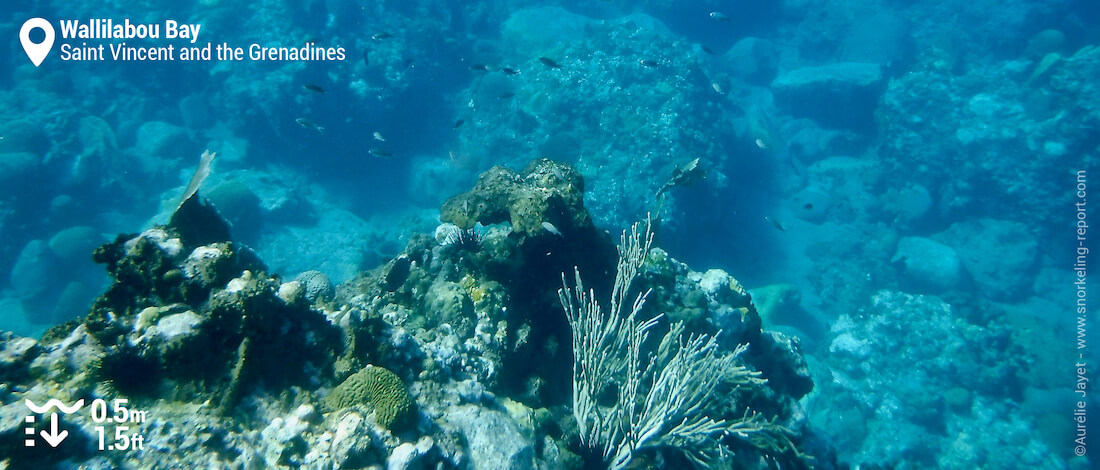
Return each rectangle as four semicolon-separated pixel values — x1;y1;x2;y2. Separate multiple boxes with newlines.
369;148;393;158
542;221;563;237
296;118;325;133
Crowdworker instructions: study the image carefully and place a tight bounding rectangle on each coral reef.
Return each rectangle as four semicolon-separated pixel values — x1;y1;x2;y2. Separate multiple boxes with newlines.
878;40;1097;238
326;365;416;431
39;197;342;415
0;3;1089;468
815;290;1045;467
0;159;828;469
434;7;746;230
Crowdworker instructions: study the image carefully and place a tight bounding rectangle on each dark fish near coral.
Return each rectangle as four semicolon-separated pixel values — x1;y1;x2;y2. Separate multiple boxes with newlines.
362;49;369;66
500;67;519;75
639;59;658;68
454;119;465;129
295;118;325;133
384;254;411;291
369;148;393;158
538;57;562;69
469;63;490;72
372;32;393;40
657;157;704;196
709;11;731;21
303;83;326;93
498;92;515;100
701;45;715;55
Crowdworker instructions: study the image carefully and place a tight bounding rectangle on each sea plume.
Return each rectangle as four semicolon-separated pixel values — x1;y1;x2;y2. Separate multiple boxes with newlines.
176;149;216;213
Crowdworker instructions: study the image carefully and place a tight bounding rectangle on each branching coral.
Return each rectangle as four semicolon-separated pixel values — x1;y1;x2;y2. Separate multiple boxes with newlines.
559;219;788;469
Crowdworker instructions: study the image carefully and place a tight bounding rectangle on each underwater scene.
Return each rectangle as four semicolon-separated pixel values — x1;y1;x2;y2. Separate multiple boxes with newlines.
0;0;1097;468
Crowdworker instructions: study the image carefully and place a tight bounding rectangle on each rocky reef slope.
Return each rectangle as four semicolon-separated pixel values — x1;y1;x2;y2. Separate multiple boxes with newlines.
0;159;831;469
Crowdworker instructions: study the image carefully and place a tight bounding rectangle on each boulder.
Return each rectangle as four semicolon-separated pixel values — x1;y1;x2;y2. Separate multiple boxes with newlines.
771;62;886;130
48;226;102;263
0;152;42;193
892;237;965;293
444;405;535;470
723;37;781;84
134;121;193;162
937;219;1039;300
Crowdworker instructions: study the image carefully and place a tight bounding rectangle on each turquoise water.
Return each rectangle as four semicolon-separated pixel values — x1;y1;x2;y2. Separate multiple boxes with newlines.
0;1;1096;468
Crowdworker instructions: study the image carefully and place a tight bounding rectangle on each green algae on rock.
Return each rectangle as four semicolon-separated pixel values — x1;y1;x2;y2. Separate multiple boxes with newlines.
41;200;341;414
440;158;589;236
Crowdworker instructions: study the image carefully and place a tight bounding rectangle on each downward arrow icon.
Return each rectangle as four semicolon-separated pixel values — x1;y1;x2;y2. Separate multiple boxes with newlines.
40;413;68;447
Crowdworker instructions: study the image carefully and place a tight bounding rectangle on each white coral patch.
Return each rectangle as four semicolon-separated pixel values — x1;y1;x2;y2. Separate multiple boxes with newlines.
153;311;202;340
125;228;184;257
698;268;731;295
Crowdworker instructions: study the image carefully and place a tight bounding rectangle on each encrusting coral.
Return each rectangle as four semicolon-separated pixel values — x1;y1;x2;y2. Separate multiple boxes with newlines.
440;158;590;236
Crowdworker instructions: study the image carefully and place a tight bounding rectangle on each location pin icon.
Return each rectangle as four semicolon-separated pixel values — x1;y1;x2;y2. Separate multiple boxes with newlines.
20;18;55;67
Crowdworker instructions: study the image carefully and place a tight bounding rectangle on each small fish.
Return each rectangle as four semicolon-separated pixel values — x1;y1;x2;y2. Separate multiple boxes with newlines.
711;81;725;94
362;49;369;66
500;67;519;75
765;216;787;232
303;83;326;93
538;57;562;69
453;119;465;129
639;59;658;67
373;131;386;142
498;92;515;100
469;63;490;72
372;32;393;40
295;118;325;133
701;45;715;55
709;12;731;21
369;148;393;158
755;138;768;150
541;221;564;237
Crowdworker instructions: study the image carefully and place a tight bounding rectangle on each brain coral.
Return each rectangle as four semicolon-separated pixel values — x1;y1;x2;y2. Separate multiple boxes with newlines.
326;365;415;431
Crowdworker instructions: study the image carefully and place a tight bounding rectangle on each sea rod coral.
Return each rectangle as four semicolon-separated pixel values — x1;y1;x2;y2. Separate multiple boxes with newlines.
559;219;794;469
